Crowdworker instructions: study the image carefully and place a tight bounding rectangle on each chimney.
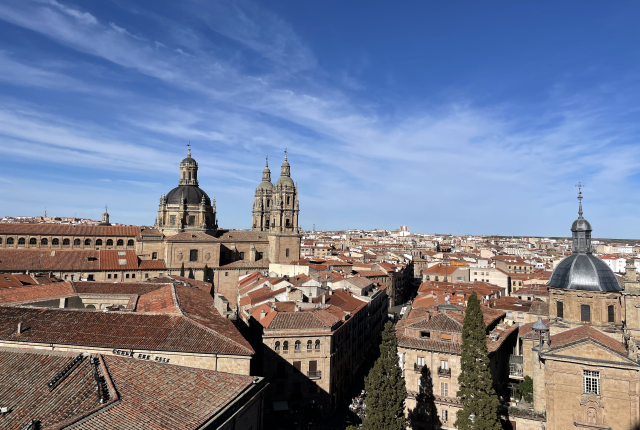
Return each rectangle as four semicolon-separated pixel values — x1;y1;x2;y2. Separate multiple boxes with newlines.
17;322;22;334
260;309;266;320
322;293;326;304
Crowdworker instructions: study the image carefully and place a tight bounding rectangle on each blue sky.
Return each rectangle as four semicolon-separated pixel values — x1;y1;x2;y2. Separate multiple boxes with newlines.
0;0;639;237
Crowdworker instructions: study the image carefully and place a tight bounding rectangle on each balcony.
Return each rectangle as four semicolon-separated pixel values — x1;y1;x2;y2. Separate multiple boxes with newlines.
509;355;524;379
437;367;451;377
307;371;322;379
414;363;424;372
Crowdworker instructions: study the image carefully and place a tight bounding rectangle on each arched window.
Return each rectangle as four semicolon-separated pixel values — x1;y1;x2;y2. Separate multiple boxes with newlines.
117;239;124;246
52;238;59;246
63;238;70;246
0;238;3;244
286;219;290;227
283;341;289;351
275;341;280;351
18;238;25;245
40;238;48;245
96;239;102;246
315;340;320;350
84;239;91;246
307;340;312;350
267;200;270;207
295;340;301;350
6;237;14;245
73;239;81;246
287;196;290;205
127;239;134;246
29;238;37;245
106;239;113;246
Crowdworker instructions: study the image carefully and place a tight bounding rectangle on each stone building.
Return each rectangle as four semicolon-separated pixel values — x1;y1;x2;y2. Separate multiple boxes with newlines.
510;191;640;430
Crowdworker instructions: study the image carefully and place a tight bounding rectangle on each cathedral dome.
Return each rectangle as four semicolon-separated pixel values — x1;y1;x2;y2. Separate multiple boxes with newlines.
181;156;197;166
257;159;274;192
276;175;294;188
166;185;211;205
547;253;621;292
547;186;620;292
276;152;294;188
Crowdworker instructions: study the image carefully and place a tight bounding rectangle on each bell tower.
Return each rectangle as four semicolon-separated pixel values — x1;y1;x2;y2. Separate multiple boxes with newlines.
179;144;199;186
252;157;274;231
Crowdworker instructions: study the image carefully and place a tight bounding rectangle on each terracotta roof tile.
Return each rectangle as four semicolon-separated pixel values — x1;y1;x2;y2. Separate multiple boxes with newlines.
0;223;140;237
138;259;167;269
136;285;180;314
99;250;139;271
0;250;100;272
0;282;75;304
548;325;627;355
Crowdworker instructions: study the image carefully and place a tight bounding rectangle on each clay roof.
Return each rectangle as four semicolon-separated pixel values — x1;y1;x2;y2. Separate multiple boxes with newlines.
138;259;167;269
266;310;340;330
0;348;258;430
0;288;253;356
0;223;140;237
99;250;139;270
0;250;100;271
344;276;374;290
136;285;180;314
357;270;388;277
0;274;24;288
0;282;75;304
73;282;166;295
422;264;461;276
245;286;287;306
548;325;627;356
13;274;37;285
324;290;367;313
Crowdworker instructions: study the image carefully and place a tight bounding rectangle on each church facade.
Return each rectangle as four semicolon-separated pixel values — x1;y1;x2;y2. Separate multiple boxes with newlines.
139;148;302;305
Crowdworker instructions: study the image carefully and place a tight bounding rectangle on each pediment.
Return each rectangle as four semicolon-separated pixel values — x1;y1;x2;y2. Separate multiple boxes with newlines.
547;339;634;365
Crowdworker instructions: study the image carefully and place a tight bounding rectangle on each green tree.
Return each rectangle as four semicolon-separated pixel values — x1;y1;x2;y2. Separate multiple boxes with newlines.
363;321;407;430
203;264;209;282
455;291;501;430
518;375;533;403
180;262;185;277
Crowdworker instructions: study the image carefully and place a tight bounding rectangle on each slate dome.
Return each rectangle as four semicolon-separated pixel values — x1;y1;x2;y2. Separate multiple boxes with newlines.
166;185;210;205
547;188;620;292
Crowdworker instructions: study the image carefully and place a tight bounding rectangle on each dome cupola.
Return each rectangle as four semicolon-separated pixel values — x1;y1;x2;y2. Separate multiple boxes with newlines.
257;157;274;192
547;185;621;292
276;150;294;188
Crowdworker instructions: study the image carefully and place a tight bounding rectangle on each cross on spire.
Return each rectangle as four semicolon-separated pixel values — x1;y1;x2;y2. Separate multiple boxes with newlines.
575;182;585;217
266;155;268;167
284;148;288;161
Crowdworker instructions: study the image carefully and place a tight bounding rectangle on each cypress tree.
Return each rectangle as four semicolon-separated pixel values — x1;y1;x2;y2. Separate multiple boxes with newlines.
363;321;407;430
180;262;185;277
203;264;209;282
455;291;501;430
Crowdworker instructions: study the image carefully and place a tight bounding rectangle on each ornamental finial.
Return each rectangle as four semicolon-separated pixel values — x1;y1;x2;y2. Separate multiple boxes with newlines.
187;141;191;157
575;182;585;218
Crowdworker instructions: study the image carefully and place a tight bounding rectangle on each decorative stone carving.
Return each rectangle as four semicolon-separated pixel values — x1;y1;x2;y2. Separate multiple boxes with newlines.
177;252;183;261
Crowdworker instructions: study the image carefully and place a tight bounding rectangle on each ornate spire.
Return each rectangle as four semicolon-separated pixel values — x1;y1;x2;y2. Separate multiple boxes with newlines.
187;142;191;157
284;148;288;162
576;182;584;218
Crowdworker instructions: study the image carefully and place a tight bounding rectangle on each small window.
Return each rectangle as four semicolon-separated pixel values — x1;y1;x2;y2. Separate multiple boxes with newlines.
84;239;91;246
114;274;118;279
18;238;25;245
188;216;195;226
74;239;80;246
117;239;124;246
6;238;13;245
417;356;425;366
441;382;448;397
131;273;135;278
581;304;591;322
126;274;130;279
95;239;102;246
145;273;149;278
0;238;3;244
287;196;290;205
29;238;37;245
421;331;430;339
608;305;615;323
286;248;290;258
170;215;176;226
190;249;198;262
286;219;290;227
239;252;245;260
583;370;600;395
315;340;320;350
225;272;228;277
283;341;289;351
442;410;448;422
127;239;134;246
557;301;564;318
295;340;301;350
307;340;313;350
275;341;280;351
106;239;113;246
107;274;112;279
152;252;157;260
440;360;448;369
52;238;59;245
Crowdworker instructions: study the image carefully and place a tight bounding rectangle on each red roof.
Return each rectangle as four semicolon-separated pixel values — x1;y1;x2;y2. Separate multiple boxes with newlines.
0;223;140;237
549;325;627;355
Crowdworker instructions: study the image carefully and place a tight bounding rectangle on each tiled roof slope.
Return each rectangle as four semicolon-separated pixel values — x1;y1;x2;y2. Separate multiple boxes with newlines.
0;349;100;430
267;310;339;330
548;325;627;355
0;274;24;288
76;356;256;430
0;250;100;271
99;250;139;270
0;306;252;355
136;285;180;314
0;282;75;304
174;285;254;354
73;282;166;296
0;224;140;236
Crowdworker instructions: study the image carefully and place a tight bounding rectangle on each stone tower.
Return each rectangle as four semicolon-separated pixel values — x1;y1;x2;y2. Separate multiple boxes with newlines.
252;158;275;231
99;205;111;226
251;151;301;262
